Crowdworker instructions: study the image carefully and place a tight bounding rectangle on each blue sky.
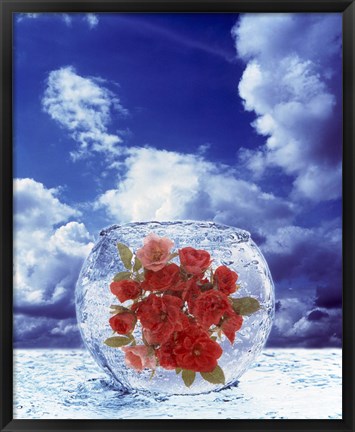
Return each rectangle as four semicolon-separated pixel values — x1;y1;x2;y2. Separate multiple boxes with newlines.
13;12;342;348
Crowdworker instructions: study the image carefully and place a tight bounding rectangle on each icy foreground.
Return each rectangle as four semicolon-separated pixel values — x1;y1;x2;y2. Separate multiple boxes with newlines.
13;348;342;419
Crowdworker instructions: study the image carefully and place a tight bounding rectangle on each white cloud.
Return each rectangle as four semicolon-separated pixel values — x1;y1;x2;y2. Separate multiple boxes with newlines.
233;14;342;202
293;163;342;201
85;13;99;29
42;66;127;160
14;178;79;230
262;222;341;256
62;13;72;26
261;221;342;286
50;321;79;336
16;13;39;22
288;308;341;341
14;178;94;313
16;13;99;29
96;146;293;235
14;315;82;347
273;298;311;335
272;298;341;347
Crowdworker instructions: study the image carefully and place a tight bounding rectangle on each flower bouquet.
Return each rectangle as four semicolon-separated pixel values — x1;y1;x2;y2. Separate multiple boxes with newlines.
104;233;261;388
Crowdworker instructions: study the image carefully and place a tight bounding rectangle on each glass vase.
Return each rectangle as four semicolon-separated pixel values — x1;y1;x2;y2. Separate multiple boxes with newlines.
75;221;274;395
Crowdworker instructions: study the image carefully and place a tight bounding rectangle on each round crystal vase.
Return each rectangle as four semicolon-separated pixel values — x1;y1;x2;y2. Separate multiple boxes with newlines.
75;221;275;395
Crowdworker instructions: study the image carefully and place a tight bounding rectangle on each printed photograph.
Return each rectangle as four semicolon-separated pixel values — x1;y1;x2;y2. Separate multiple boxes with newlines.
13;12;342;419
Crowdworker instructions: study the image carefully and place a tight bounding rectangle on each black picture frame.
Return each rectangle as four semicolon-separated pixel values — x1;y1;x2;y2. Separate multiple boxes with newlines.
1;1;354;431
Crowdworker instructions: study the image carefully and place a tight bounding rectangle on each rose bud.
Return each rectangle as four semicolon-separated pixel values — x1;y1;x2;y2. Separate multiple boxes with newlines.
179;247;212;275
110;280;141;303
214;265;238;295
109;312;136;335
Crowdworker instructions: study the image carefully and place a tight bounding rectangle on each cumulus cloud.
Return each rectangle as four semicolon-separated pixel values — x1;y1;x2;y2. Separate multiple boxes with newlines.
85;13;99;29
14;315;83;348
14;178;94;346
272;298;311;338
16;13;72;25
62;13;72;26
262;221;342;347
17;13;98;29
42;66;127;160
16;13;39;22
268;297;341;347
95;146;294;236
14;178;79;230
233;13;342;201
261;222;341;292
288;309;342;347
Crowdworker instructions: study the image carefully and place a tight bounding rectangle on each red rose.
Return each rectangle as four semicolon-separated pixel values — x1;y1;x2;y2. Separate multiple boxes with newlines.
122;345;156;371
109;312;136;335
179;247;212;275
173;325;222;372
136;294;189;344
220;312;243;344
169;274;192;292
110;280;142;303
181;277;203;312
156;337;178;370
142;263;180;292
192;290;231;329
214;265;238;295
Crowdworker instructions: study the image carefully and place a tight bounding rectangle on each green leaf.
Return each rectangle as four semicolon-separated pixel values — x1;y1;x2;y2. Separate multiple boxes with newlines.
175;367;182;374
133;256;142;272
200;365;225;385
182;369;196;387
231;297;261;316
104;336;132;348
117;242;133;270
113;271;131;282
135;272;145;282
